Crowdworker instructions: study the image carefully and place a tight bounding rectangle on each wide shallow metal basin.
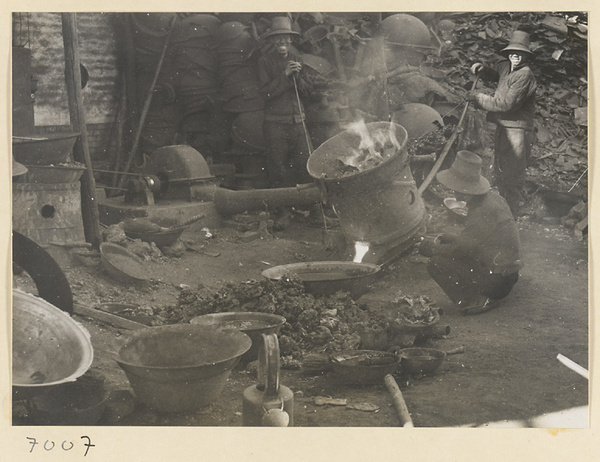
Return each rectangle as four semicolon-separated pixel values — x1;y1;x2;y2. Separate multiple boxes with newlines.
262;261;381;298
12;289;93;399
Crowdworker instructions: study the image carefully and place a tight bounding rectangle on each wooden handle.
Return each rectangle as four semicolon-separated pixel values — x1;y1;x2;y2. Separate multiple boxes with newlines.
384;374;414;427
445;346;465;355
417;76;480;195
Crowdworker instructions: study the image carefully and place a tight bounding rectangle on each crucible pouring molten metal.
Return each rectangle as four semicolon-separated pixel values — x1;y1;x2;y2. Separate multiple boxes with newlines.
308;121;426;264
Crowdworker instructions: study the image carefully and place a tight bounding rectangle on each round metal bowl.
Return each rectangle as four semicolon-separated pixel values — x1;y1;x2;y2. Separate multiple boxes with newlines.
13;132;79;165
262;261;381;298
100;242;151;286
190;312;286;363
24;162;86;184
398;347;446;376
331;350;400;385
443;197;468;221
12;289;94;400
117;324;251;413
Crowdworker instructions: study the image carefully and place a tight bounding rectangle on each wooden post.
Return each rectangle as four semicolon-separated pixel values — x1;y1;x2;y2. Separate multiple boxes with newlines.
61;13;102;249
372;13;390;121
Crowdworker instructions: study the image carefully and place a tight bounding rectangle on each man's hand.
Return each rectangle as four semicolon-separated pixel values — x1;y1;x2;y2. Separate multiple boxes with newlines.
465;92;478;103
285;61;302;77
419;234;443;257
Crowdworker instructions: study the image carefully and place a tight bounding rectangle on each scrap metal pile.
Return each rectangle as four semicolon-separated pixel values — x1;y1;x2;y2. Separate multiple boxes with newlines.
439;12;588;194
167;278;440;369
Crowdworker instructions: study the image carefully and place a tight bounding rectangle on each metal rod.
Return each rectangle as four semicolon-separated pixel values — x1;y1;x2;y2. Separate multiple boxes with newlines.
557;354;589;380
568;167;588;193
292;74;314;156
93;168;147;177
417;75;479;195
117;15;177;189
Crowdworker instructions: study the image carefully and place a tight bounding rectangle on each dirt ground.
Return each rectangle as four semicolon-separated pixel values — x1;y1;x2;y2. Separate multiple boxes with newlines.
12;194;588;428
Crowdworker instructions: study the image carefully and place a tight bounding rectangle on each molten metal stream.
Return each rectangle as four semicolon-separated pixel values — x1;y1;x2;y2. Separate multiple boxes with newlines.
353;241;370;263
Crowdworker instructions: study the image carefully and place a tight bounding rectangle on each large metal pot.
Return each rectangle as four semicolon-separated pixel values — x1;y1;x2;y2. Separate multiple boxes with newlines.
117;324;251;413
307;122;426;263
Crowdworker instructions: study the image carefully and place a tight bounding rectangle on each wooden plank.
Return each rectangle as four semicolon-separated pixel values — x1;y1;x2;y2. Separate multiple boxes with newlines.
72;303;147;330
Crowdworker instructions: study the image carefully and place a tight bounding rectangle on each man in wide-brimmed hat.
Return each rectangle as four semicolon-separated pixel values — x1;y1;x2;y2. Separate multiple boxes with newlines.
257;16;314;191
422;150;523;315
467;29;537;217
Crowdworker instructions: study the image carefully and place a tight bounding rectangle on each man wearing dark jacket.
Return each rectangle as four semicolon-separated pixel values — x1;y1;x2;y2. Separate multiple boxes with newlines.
423;151;523;315
258;16;313;189
468;30;537;217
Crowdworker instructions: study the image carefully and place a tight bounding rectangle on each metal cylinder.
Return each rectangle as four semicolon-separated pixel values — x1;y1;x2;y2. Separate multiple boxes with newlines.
213;184;322;216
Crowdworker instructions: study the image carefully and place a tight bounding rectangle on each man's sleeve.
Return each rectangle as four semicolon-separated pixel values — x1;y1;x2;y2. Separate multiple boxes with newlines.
475;72;534;113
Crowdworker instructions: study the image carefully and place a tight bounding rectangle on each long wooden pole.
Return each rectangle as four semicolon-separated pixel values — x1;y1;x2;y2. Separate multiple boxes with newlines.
61;13;102;249
417;76;479;195
117;16;177;189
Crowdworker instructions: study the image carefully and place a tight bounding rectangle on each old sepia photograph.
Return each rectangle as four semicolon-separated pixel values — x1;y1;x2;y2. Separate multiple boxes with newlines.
9;9;589;442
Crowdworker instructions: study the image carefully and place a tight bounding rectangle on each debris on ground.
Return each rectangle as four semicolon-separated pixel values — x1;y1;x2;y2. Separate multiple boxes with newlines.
314;396;348;406
169;278;384;364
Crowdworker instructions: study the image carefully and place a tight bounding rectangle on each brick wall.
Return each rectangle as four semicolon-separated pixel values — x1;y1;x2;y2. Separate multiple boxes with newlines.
15;13;121;162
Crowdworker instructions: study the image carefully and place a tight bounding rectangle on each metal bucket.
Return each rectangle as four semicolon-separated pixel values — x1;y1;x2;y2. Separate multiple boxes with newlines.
215;21;257;55
172;14;221;44
232;111;266;151
12;182;87;246
307;122;426;263
130;13;177;55
24;373;109;425
117;324;251;413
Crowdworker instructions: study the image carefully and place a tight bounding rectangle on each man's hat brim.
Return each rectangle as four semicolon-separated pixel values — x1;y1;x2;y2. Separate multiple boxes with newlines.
501;44;533;55
262;29;301;40
436;169;490;195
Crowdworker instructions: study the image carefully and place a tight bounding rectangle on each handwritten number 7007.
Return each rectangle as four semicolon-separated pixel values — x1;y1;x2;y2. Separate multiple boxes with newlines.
27;436;95;456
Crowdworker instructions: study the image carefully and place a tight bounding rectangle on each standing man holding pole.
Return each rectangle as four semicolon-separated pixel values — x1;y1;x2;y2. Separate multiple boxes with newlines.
258;16;314;190
467;29;537;218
